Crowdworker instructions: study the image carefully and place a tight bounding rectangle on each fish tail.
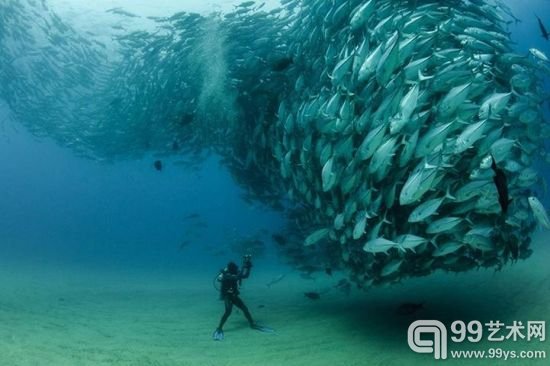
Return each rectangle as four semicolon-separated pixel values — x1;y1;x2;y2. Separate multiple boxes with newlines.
429;234;440;249
417;69;433;81
490;153;498;169
444;186;456;201
382;212;392;224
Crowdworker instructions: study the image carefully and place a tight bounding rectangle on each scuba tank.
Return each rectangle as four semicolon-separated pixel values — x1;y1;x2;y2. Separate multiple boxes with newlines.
212;256;252;294
212;268;224;292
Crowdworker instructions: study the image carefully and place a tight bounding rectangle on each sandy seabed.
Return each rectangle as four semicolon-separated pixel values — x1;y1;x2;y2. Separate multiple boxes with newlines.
1;232;549;366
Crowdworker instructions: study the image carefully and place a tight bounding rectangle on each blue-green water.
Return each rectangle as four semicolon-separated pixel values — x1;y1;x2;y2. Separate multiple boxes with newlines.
1;0;550;365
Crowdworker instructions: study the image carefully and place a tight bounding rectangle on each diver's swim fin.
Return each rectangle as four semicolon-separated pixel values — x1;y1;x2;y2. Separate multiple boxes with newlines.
251;323;275;333
212;328;224;341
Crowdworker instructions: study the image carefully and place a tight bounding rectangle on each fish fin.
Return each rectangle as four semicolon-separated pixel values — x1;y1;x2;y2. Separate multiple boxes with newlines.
429;235;440;249
510;85;523;99
516;141;530;155
251;323;275;333
424;162;437;170
417;69;433;81
213;328;224;341
490;153;497;168
444;186;456;201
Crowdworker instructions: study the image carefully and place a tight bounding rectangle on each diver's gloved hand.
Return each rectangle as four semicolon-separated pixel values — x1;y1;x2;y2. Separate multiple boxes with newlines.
213;328;224;341
243;255;253;268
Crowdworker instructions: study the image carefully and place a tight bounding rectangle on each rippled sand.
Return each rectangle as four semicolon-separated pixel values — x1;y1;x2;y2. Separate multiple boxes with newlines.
1;232;549;366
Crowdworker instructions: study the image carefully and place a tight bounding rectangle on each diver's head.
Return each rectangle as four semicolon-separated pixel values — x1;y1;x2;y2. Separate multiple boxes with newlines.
227;261;239;274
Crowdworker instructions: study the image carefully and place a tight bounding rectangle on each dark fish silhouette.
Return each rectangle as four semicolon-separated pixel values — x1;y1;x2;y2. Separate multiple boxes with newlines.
536;15;549;41
237;1;256;8
266;274;286;288
272;233;287;246
154;160;163;171
304;291;320;300
396;302;424;315
180;112;194;126
504;237;520;261
271;56;293;71
334;279;348;288
334;279;351;296
183;213;200;220
179;240;191;251
490;155;511;214
106;7;139;18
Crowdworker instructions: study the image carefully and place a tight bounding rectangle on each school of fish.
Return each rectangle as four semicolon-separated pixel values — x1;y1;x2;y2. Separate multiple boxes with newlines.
1;0;550;287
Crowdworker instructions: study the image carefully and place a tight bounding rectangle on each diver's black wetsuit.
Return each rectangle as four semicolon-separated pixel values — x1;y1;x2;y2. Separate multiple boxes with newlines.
216;262;254;330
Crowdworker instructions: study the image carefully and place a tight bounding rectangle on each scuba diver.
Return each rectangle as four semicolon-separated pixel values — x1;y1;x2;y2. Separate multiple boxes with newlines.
212;255;273;341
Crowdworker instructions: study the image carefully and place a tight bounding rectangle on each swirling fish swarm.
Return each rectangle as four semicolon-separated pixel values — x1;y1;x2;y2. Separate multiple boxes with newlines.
233;0;550;286
1;0;550;287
